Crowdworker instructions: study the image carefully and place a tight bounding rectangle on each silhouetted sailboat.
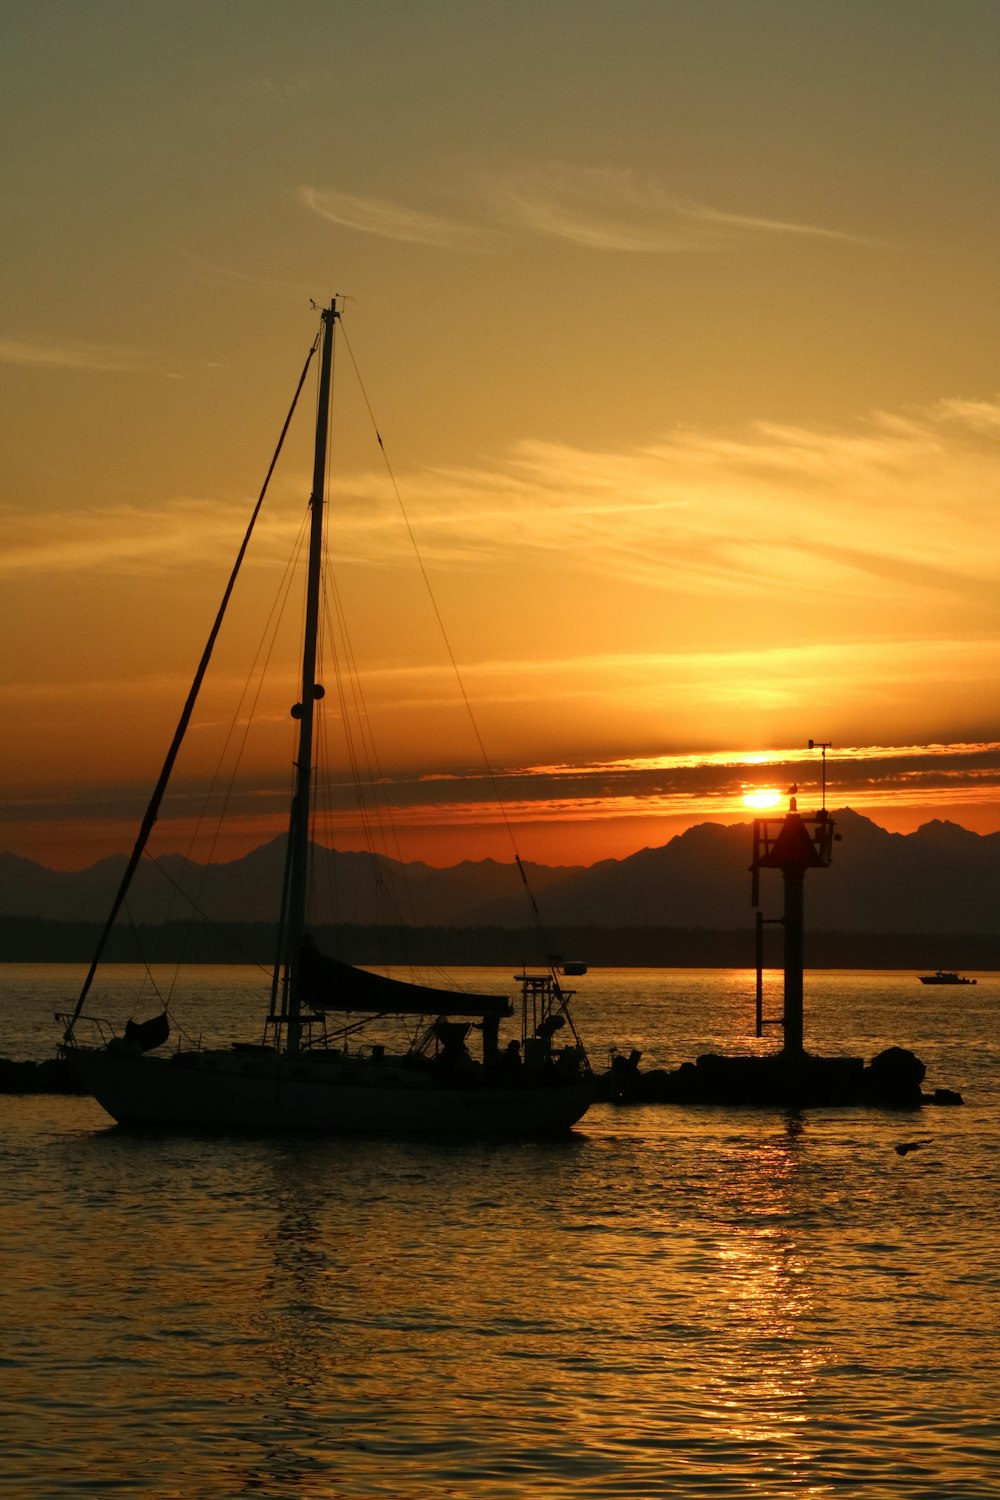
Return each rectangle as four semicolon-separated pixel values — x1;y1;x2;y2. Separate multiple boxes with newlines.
60;300;592;1134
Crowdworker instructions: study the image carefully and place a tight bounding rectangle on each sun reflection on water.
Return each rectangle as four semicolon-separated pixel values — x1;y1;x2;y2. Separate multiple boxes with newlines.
693;1121;827;1468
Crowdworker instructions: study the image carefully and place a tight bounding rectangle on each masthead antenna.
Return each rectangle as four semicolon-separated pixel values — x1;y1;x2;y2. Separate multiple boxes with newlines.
808;739;832;811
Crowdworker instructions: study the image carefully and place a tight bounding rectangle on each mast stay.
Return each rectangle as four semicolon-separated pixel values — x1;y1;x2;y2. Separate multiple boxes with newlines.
63;316;324;1042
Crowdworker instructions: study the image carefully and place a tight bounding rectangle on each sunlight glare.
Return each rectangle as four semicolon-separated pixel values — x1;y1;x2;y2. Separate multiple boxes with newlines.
742;789;783;810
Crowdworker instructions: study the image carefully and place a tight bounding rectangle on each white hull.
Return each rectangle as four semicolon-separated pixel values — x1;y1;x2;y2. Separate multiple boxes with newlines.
69;1047;592;1136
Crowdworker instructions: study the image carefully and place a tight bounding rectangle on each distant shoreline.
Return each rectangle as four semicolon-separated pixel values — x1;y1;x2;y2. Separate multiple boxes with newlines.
2;918;998;970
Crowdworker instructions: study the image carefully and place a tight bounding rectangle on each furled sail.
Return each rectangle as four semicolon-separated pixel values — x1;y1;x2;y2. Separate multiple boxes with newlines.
297;939;512;1018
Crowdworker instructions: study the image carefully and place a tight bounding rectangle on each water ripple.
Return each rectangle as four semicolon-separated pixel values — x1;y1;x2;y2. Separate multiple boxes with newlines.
3;969;1000;1496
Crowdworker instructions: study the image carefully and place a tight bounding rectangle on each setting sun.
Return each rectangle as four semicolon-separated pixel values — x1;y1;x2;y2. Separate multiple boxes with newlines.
2;4;1000;874
742;789;783;811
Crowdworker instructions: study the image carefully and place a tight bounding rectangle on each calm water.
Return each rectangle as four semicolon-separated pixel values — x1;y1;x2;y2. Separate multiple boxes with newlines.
2;965;998;1498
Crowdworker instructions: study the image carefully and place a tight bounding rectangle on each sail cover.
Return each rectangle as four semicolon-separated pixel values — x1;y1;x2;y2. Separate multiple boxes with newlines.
123;1011;170;1052
298;940;512;1018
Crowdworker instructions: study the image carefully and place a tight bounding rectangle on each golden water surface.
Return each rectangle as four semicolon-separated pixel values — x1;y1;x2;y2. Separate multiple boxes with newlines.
2;968;998;1497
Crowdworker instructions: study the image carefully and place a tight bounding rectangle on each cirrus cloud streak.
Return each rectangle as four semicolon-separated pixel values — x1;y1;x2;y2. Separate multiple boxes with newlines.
300;185;491;250
488;163;870;252
300;163;870;253
0;337;152;373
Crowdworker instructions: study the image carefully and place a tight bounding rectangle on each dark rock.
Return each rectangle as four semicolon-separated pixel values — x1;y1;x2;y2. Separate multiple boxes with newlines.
598;1043;962;1111
0;1056;87;1095
864;1047;926;1107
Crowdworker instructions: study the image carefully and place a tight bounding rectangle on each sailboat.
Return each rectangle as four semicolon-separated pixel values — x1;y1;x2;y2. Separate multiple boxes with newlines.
60;299;592;1134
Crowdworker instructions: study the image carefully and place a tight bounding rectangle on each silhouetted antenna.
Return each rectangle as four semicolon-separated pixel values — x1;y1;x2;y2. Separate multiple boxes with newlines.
808;739;832;810
311;294;353;311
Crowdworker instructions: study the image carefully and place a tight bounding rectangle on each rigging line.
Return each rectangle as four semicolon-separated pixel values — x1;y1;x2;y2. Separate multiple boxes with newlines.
125;505;308;933
113;895;204;1052
323;581;386;857
320;566;427;951
193;507;311;878
316;612;429;983
119;894;170;1010
140;852;274;975
338;323;521;838
315;532;374;853
323;591;390;879
317;572;474;995
338;320;551;942
65;324;322;1040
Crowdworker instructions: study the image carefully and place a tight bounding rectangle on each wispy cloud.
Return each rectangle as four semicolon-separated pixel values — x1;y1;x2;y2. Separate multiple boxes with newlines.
4;393;997;778
0;337;152;374
345;637;1000;728
314;396;1000;622
300;186;491;249
250;77;313;98
300;165;866;255
4;396;998;616
487;164;869;252
179;251;319;298
0;497;307;578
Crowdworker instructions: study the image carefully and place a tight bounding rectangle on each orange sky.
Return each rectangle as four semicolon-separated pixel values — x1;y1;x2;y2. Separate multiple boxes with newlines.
2;2;999;873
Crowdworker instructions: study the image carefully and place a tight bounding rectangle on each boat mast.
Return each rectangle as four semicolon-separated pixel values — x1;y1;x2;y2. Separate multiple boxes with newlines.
64;329;321;1045
282;297;338;1054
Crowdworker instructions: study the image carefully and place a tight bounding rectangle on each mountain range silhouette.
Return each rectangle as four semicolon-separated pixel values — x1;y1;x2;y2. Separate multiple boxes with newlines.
2;809;998;936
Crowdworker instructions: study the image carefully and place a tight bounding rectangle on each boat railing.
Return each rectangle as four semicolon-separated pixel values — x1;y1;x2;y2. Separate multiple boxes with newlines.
265;1011;335;1049
57;1010;207;1055
56;1011;119;1048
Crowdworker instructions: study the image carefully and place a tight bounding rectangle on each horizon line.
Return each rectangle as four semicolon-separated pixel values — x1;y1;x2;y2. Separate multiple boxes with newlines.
3;804;992;876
